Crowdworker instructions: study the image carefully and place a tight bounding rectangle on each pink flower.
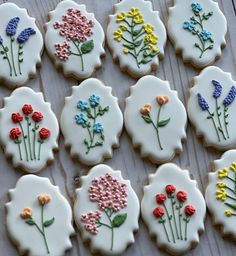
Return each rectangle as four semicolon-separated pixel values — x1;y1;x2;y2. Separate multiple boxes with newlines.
88;173;128;212
55;41;70;61
80;210;102;235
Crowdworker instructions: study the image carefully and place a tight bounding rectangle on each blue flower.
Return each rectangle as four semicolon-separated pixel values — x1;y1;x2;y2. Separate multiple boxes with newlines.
200;30;212;41
17;28;36;44
75;113;88;125
223;86;236;107
89;94;100;107
197;93;209;110
191;3;202;13
77;100;89;110
6;17;20;36
93;123;103;133
212;80;222;98
183;21;196;31
0;36;3;44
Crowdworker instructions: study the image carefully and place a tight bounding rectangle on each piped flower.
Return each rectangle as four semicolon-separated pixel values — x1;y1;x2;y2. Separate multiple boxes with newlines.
165;184;176;195
218;168;228;179
223;86;236;107
216;188;227;201
230;162;236;173
89;94;100;107
75;113;88;125
197;93;209;110
212;80;222;98
176;191;187;202
6;17;20;36
9;128;21;140
114;29;123;42
116;12;126;22
20;207;32;219
32;112;43;123
156;96;169;106
143;24;154;34
38;194;51;205
93;123;103;133
184;205;196;216
225;209;232;217
156;194;166;204
11;113;23;123
200;30;212;41
22;104;33;115
140;104;152;115
153;207;165;218
17;28;36;44
191;3;202;13
183;21;196;31
77;100;89;110
216;182;226;188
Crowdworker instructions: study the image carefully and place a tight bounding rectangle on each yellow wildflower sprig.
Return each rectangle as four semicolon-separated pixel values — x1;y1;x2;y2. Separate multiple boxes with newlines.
114;7;159;68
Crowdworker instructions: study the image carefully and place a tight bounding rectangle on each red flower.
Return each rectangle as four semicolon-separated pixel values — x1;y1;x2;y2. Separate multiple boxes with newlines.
165;184;176;195
11;113;23;123
177;191;187;202
32;112;43;122
9;128;21;140
39;128;51;140
22;104;33;115
156;194;166;204
153;207;164;218
184;205;196;217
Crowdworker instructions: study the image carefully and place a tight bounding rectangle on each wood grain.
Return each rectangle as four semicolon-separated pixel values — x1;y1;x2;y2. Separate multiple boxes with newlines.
0;0;236;255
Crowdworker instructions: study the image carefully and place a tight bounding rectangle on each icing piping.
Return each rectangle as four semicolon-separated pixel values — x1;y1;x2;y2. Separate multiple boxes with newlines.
0;17;36;76
154;184;196;243
183;3;214;58
10;105;51;161
20;194;55;254
197;81;236;142
80;173;127;251
114;7;159;68
140;96;170;150
75;95;109;154
53;8;95;71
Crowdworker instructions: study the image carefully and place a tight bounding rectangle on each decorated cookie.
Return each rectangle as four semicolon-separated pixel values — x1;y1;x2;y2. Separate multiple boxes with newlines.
0;87;59;173
60;78;123;166
188;66;236;150
167;0;227;68
124;75;187;164
107;0;166;78
206;150;236;239
45;0;105;80
74;164;140;255
6;175;74;256
141;163;206;255
0;3;43;88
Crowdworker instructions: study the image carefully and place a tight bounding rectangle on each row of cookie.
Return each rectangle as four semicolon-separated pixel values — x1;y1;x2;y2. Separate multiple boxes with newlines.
1;66;235;173
6;163;204;256
0;0;227;88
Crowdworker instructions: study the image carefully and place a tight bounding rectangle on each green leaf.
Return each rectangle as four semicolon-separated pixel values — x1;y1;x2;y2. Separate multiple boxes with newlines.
95;141;103;146
142;115;152;123
224;203;236;211
81;40;94;54
112;213;127;228
19;59;23;63
140;58;152;64
26;219;35;225
104;106;109;112
132;27;143;36
134;39;143;47
0;51;4;54
143;50;149;58
43;217;55;227
158;118;170;127
84;139;88;145
123;43;135;50
149;51;159;57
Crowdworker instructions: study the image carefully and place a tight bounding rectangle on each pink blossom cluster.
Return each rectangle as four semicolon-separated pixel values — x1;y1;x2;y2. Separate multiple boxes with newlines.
54;41;70;61
53;8;94;42
80;210;102;235
88;173;128;212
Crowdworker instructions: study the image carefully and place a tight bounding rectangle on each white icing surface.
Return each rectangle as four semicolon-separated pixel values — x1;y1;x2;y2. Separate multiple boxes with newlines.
45;0;105;80
188;66;236;150
6;175;74;256
0;3;43;88
0;87;59;173
206;150;236;238
141;163;206;255
60;78;123;166
74;164;140;255
124;75;187;164
168;0;227;68
107;0;166;78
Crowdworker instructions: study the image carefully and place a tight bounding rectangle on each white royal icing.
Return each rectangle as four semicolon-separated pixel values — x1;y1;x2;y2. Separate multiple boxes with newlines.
141;163;206;255
0;87;59;173
60;78;123;166
6;175;74;256
168;0;227;68
107;0;166;78
0;3;43;88
188;66;236;150
45;0;105;80
74;164;140;255
206;150;236;239
124;75;187;164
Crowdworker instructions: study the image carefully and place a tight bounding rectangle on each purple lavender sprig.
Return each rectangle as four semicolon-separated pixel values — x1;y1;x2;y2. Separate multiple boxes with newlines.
6;17;20;36
212;80;222;98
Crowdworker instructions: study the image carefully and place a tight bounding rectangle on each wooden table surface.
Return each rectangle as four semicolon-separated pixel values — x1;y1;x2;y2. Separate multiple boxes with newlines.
0;0;236;255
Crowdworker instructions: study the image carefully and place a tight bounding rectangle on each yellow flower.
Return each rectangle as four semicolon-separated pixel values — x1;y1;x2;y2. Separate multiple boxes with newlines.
127;7;141;17
116;12;126;22
218;168;228;179
216;189;227;201
230;162;236;173
133;14;144;24
225;209;233;217
144;35;150;43
143;24;154;34
148;44;159;52
123;48;129;54
149;33;158;44
119;24;128;31
216;182;226;188
114;29;123;42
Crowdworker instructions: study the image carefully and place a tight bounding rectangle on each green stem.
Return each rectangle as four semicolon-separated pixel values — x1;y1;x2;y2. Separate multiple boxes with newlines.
41;205;50;254
227;194;236;202
160;217;170;243
26;118;33;160
10;36;17;76
18;143;22;160
33;122;37;160
226;176;236;183
178;204;183;240
123;19;132;28
85;107;97;154
215;98;226;140
224;106;229;139
121;36;135;45
130;19;140;69
163;203;176;243
18;44;22;75
104;209;114;251
207;110;221;142
71;39;84;71
225;185;236;195
38;142;42;160
171;198;179;239
184;218;189;240
0;43;12;76
133;30;145;41
19;121;29;162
